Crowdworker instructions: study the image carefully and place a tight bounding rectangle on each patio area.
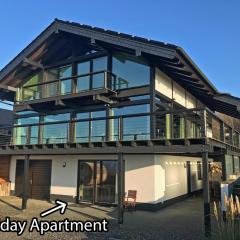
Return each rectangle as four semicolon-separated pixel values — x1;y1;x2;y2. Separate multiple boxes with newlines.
0;195;211;240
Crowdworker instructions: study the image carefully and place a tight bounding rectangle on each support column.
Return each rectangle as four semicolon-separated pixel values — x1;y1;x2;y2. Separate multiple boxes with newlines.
202;151;211;237
117;152;124;224
201;109;211;237
22;154;30;210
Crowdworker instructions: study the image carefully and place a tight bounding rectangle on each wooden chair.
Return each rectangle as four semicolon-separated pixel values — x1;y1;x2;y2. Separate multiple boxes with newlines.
124;190;137;210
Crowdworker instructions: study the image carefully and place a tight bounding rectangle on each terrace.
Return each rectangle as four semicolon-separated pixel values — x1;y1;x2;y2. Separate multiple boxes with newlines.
0;107;239;156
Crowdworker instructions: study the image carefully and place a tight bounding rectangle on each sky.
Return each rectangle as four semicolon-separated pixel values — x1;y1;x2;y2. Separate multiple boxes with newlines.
0;0;239;109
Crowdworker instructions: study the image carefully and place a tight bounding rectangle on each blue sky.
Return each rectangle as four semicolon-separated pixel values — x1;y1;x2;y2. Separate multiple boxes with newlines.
0;0;239;109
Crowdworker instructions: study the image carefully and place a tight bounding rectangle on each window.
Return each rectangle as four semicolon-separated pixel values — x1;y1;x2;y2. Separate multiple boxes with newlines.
20;73;42;101
42;113;70;144
14;115;39;145
112;52;150;89
110;104;150;141
77;56;108;92
76;110;106;142
197;161;202;180
92;57;107;89
45;66;72;97
77;61;91;92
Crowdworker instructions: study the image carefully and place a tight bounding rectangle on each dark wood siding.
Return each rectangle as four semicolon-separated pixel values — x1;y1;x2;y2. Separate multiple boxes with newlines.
0;156;10;181
15;160;52;200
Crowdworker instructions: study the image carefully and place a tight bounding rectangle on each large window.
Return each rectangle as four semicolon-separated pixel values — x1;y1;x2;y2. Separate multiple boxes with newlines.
112;52;150;89
77;57;108;92
14;115;39;145
110;104;150;141
45;65;72;97
76;110;106;142
42;113;70;144
20;73;42;101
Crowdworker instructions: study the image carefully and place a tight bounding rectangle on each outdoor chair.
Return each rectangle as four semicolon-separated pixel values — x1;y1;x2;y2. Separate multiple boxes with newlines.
124;190;137;210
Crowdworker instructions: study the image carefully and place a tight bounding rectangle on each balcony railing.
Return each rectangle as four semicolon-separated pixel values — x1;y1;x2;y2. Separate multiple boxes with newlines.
0;108;239;149
18;70;117;103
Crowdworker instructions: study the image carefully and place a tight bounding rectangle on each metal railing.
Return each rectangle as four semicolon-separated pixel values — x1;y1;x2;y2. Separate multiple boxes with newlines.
18;70;117;102
0;108;239;149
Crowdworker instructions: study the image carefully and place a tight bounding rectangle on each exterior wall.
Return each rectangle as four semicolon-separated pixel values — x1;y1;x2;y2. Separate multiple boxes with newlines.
155;67;201;109
9;154;208;205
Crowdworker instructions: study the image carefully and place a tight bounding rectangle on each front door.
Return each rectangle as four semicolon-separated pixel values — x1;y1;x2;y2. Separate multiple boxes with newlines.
78;160;117;204
15;160;52;200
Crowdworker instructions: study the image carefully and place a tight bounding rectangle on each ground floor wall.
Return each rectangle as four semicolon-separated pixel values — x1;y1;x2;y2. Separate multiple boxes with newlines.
9;154;210;207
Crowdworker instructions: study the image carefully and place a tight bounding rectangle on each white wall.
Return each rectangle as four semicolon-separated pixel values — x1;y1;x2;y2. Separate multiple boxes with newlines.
10;154;208;204
10;155;118;199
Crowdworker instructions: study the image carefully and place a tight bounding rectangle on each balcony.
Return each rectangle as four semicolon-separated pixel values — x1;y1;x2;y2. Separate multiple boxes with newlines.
16;70;117;105
0;108;239;155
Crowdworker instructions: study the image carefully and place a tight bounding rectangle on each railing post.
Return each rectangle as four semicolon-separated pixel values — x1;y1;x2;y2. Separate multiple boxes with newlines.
26;126;31;145
118;117;123;141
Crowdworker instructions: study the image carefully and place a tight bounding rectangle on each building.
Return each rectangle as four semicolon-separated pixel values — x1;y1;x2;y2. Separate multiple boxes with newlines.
0;20;239;216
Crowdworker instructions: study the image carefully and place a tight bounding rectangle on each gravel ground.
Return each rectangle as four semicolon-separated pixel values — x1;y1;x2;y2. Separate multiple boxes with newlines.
0;196;211;240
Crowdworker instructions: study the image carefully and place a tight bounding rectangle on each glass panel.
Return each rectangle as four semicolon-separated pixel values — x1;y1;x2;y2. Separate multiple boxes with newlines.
123;116;150;140
59;66;72;95
91;111;106;142
77;61;90;92
112;52;150;89
44;113;70;122
42;123;68;144
16;116;39;125
173;115;185;139
109;118;118;141
14;127;27;145
112;104;150;116
42;113;70;144
156;115;166;139
29;126;39;144
92;57;107;89
96;161;117;204
44;69;58;98
78;162;94;202
22;74;41;101
76;122;90;142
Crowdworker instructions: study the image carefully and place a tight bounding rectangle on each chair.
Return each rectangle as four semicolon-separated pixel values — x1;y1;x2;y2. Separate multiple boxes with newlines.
124;190;137;210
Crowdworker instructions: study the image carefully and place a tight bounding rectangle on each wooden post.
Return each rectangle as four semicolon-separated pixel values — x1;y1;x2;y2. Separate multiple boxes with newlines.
22;154;30;210
118;152;124;224
201;109;211;237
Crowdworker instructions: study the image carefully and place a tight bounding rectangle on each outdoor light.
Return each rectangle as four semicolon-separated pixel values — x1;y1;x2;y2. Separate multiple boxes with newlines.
62;162;66;168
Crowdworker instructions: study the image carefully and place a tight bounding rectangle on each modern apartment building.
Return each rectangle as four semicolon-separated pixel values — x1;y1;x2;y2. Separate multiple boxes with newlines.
0;20;239;213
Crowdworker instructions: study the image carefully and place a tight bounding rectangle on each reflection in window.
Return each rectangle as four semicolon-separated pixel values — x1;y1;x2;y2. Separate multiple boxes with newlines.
77;57;107;92
59;66;72;95
92;57;107;89
76;111;106;142
42;113;70;144
14;116;39;145
110;104;150;141
112;52;150;89
21;73;41;101
77;61;91;92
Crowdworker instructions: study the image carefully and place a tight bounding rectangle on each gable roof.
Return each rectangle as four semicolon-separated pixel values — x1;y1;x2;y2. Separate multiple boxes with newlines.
0;19;239;118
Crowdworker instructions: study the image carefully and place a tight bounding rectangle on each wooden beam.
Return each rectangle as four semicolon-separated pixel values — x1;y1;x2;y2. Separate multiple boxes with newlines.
23;58;44;69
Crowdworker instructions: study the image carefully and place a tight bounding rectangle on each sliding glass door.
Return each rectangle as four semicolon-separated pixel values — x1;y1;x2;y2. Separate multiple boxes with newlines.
78;160;117;204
